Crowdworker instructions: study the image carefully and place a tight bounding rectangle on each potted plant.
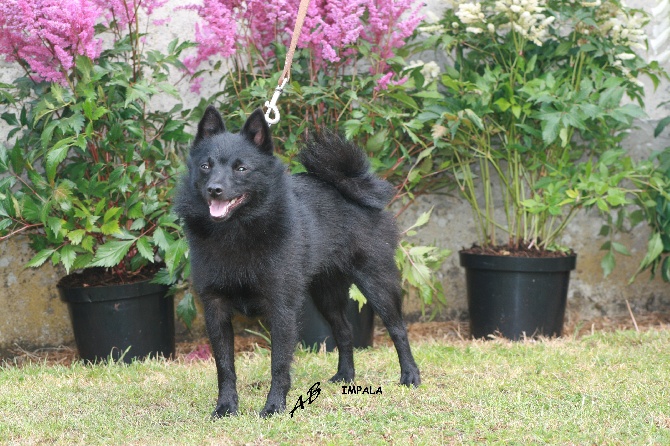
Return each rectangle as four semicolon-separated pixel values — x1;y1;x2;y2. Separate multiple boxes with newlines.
0;0;193;361
409;0;665;338
178;0;450;345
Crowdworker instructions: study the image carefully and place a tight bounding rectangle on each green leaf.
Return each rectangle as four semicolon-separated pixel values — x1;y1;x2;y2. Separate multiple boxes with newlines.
81;235;94;252
348;284;367;312
60;245;76;274
598;86;624;109
599;150;623;166
662;256;670;283
67;229;86;245
389;92;418;110
176;292;197;328
45;138;74;183
136;236;154;261
127;202;144;219
494;98;511;112
1;112;18;126
409;246;435;257
605;190;628;207
152;267;177;285
165;237;188;274
643;233;664;267
463;109;484;130
540;112;561;145
596;198;609;212
366;130;388;153
72;252;93;270
601;251;615;277
25;249;56;269
153;227;173;251
403;208;433;234
100;220;121;236
90;239;134;268
611;242;631;256
129;218;146;231
46;217;64;236
103;207;122;223
654;116;670;138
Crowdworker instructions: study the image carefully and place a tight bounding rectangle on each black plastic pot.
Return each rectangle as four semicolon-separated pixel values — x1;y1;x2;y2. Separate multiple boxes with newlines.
59;279;175;363
460;251;577;340
299;297;374;351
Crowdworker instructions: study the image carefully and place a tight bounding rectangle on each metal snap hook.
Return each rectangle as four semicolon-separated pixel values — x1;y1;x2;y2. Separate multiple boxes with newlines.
264;102;280;126
264;77;289;126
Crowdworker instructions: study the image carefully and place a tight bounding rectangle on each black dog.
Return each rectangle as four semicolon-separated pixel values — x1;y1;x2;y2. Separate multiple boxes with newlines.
175;106;420;417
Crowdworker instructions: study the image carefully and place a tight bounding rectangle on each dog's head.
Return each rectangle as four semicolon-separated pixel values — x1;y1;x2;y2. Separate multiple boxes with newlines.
182;106;281;223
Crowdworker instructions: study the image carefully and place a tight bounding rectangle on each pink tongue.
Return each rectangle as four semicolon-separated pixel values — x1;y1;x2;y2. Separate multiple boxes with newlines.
209;200;231;218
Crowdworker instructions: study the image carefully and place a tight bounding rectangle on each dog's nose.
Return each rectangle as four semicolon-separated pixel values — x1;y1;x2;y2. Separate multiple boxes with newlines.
207;185;224;197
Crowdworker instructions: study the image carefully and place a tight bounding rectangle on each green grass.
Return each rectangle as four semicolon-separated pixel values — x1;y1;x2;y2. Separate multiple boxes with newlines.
2;330;670;445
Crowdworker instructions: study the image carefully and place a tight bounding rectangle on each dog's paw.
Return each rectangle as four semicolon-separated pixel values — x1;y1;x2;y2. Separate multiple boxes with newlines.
259;402;285;418
400;367;421;387
328;371;354;383
211;402;238;419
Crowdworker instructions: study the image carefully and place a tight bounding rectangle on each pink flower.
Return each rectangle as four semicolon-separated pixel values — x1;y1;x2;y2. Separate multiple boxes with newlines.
375;72;409;91
376;72;395;90
290;0;365;64
184;0;423;77
185;344;212;361
0;0;103;84
181;0;239;74
362;0;424;74
93;0;169;29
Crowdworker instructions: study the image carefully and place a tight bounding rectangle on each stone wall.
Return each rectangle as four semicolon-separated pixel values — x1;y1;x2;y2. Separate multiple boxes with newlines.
2;0;670;351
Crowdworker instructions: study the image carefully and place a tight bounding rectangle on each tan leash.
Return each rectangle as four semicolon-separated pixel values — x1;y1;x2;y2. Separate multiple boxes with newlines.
264;0;311;126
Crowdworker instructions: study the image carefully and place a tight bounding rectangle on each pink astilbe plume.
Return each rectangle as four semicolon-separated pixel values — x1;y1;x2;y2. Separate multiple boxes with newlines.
185;0;423;77
0;0;103;85
94;0;169;29
362;0;424;75
299;0;366;63
181;0;240;74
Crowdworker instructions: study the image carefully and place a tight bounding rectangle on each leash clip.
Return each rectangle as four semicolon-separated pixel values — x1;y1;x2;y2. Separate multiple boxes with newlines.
264;77;289;126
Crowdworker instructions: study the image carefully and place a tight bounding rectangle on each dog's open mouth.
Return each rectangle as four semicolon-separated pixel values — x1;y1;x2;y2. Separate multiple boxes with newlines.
208;194;247;220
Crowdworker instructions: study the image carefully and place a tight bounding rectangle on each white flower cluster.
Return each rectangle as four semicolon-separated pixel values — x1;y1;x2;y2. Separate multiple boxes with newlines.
594;3;647;52
422;61;441;80
455;2;488;34
456;2;485;23
405;60;441;85
586;0;648;86
493;0;555;46
450;0;555;44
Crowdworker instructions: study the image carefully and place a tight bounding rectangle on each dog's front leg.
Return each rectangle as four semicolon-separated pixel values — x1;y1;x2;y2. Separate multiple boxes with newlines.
203;297;238;417
260;300;299;417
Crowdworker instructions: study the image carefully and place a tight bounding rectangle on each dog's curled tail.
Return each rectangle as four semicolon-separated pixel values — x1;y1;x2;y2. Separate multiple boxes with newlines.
299;130;395;210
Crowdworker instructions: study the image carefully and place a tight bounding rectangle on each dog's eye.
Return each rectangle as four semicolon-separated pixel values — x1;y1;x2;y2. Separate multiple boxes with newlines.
200;163;210;170
236;166;247;172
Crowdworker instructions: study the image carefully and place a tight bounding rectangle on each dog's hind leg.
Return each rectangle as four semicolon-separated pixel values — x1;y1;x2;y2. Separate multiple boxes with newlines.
309;274;355;383
351;259;421;387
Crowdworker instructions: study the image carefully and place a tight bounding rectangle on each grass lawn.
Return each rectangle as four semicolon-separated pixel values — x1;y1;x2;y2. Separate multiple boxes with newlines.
1;328;670;445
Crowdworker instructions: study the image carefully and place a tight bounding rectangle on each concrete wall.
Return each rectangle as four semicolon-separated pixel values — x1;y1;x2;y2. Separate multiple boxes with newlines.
2;0;670;351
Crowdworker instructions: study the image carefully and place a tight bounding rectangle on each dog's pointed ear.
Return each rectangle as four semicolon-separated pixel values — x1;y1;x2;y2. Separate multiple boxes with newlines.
195;105;226;143
241;109;273;154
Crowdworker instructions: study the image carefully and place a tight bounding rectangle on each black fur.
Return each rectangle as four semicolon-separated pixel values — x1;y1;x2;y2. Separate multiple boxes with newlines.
175;106;420;418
